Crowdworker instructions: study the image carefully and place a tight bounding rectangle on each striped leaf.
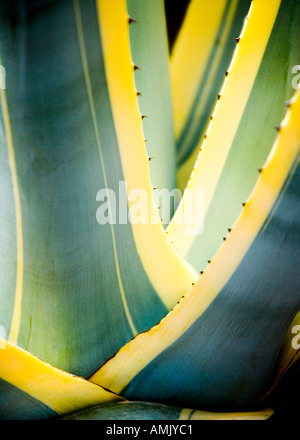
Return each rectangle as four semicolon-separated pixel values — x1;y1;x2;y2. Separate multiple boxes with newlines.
171;0;249;171
0;338;122;420
89;88;300;410
0;0;196;379
127;0;177;223
1;0;299;421
167;0;300;273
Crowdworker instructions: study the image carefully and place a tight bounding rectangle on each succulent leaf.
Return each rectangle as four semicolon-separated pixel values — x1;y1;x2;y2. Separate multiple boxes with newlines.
0;338;121;420
0;0;196;380
89;88;300;410
167;0;300;273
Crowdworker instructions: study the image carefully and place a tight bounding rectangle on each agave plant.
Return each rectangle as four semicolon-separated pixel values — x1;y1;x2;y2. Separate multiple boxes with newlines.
0;0;299;421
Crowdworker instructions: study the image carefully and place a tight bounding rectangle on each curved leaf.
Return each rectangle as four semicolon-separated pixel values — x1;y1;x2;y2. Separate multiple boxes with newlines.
127;0;177;222
0;338;122;420
89;89;300;410
0;0;196;379
171;0;249;170
167;0;300;273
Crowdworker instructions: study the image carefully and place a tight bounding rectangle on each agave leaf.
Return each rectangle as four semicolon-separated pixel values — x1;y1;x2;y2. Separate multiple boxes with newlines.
167;0;300;273
94;0;198;308
127;0;177;223
89;89;300;410
171;0;249;172
0;338;122;420
0;0;196;379
59;400;273;420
